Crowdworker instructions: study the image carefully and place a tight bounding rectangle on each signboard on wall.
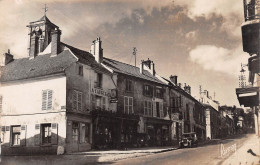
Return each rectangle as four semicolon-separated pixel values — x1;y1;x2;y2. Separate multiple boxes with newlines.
91;88;110;97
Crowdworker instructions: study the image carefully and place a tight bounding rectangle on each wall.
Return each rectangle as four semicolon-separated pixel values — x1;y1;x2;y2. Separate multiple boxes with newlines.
0;76;67;155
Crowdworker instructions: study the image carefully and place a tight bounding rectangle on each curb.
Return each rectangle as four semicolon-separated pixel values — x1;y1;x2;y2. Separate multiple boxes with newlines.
67;148;177;156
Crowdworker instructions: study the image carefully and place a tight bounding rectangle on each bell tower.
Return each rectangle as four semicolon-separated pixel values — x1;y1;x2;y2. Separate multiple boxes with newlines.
26;6;60;58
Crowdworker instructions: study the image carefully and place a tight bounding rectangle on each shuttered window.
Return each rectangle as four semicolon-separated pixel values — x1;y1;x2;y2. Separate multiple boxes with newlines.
124;96;133;114
144;100;152;116
72;90;83;111
42;90;53;110
0;95;2;112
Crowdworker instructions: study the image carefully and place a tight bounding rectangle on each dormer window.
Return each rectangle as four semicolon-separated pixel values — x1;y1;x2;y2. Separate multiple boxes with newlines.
155;87;163;99
95;73;103;88
78;65;83;76
143;84;153;97
126;79;133;92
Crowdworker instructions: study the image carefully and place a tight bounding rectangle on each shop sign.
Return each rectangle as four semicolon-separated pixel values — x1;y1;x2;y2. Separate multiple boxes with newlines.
91;88;110;97
147;125;154;129
110;89;118;103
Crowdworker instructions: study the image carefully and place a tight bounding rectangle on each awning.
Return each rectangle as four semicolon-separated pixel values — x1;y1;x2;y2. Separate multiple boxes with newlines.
236;87;259;107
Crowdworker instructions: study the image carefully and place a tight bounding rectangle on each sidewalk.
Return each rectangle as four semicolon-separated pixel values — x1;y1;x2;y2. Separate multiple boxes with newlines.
67;146;177;163
221;135;260;165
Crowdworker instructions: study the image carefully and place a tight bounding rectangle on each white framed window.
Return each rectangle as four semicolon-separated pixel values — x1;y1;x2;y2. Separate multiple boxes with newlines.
72;90;82;111
144;100;152;116
41;124;51;144
91;95;107;110
124;96;133;114
159;102;163;118
42;90;53;110
11;126;21;146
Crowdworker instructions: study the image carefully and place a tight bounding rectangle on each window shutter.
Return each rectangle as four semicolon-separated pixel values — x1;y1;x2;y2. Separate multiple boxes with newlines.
160;102;163;118
3;126;10;146
129;97;133;114
0;96;2;112
153;102;156;117
72;90;77;111
47;90;53;110
78;92;82;111
144;101;147;115
20;125;27;146
34;124;40;145
51;123;58;145
42;91;47;110
124;97;127;114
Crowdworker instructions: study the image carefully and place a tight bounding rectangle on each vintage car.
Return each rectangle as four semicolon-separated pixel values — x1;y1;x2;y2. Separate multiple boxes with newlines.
179;132;198;148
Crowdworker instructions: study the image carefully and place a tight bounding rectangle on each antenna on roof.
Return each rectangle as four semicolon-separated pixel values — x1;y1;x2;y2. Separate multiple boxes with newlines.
133;47;137;67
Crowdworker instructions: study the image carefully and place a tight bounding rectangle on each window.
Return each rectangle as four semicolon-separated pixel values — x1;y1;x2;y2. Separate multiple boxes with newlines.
72;90;82;111
0;95;2;112
41;124;51;144
143;85;153;97
126;80;133;92
102;97;106;110
124;96;133;114
78;65;83;76
80;123;90;143
186;104;190;120
155;102;163;118
144;100;152;116
95;73;103;88
155;88;163;98
72;122;79;143
11;126;21;146
42;90;53;110
91;95;107;110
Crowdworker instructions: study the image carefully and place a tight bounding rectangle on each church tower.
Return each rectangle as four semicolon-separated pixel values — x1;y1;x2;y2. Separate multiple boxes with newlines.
26;14;61;58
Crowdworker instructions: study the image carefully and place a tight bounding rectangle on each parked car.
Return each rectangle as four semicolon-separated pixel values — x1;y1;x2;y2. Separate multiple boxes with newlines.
179;132;198;148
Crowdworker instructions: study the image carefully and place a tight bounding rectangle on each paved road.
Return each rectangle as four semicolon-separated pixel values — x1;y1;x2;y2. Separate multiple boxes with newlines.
0;134;251;165
109;134;250;165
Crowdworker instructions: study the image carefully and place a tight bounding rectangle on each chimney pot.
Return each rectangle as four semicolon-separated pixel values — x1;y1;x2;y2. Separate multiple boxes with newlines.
51;28;61;56
1;51;14;66
93;37;103;63
170;75;178;84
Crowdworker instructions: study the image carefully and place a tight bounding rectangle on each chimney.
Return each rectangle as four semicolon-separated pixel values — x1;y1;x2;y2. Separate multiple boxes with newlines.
1;49;14;66
90;41;95;55
169;75;178;84
51;28;61;56
178;83;182;88
93;37;103;63
184;85;191;94
150;61;155;75
29;35;38;58
140;60;144;74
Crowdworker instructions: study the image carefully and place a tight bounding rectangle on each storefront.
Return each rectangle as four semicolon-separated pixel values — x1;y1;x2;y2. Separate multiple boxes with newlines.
91;110;139;149
145;117;172;146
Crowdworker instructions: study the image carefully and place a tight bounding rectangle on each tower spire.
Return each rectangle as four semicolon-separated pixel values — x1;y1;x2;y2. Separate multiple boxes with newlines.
43;4;48;16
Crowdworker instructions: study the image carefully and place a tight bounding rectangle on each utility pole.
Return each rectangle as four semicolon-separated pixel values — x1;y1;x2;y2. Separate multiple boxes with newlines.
133;47;137;67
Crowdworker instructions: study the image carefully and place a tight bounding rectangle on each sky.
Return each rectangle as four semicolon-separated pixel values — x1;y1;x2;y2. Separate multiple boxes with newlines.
0;0;250;106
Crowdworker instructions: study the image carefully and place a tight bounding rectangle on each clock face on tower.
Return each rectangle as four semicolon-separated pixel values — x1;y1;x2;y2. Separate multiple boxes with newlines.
34;26;42;36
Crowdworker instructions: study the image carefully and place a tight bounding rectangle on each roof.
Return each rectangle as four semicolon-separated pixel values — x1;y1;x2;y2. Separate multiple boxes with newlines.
103;58;166;85
0;50;76;82
0;43;111;82
29;15;59;28
163;77;204;107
